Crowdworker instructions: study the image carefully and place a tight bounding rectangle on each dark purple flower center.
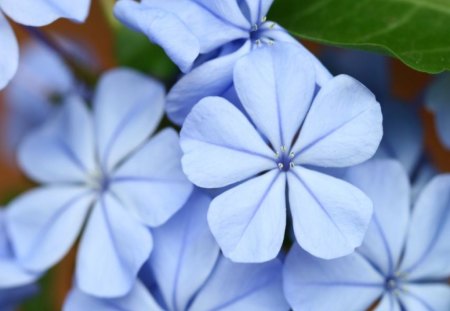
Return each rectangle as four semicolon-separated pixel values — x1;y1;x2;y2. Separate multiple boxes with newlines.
275;146;295;172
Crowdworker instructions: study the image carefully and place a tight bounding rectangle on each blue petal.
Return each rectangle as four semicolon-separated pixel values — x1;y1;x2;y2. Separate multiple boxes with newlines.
166;41;251;125
425;74;450;149
375;100;423;176
234;43;316;150
287;166;372;259
399;175;450;280
180;97;275;188
6;186;93;272
242;0;274;25
283;245;384;311
0;13;18;90
190;257;288;311
374;293;401;311
343;159;410;275
293;75;383;167
4;40;73;154
76;194;153;297
114;0;247;72
93;68;165;172
193;0;250;29
111;128;192;227
18;96;96;184
1;0;91;26
149;191;219;311
399;284;450;311
208;170;286;262
64;282;163;311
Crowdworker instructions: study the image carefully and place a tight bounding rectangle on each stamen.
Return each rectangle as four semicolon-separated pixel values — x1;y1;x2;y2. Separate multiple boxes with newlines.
275;151;280;159
269;22;276;29
261;16;267;22
278;163;284;170
289;162;295;168
251;24;258;32
281;145;286;152
289;151;295;158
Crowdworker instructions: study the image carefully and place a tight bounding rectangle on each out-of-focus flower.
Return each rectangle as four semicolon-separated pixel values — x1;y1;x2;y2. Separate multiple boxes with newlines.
426;74;450;149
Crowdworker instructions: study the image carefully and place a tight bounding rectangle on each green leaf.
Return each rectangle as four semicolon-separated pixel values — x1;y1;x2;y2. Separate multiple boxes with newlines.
115;27;178;81
269;0;450;73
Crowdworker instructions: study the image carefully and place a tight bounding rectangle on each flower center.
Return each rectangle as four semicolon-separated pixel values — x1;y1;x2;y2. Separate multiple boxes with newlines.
87;169;110;193
384;273;406;294
275;146;295;172
250;16;277;46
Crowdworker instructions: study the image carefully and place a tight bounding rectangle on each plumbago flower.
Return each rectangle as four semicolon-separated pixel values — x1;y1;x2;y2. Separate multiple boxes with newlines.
114;0;332;124
284;159;450;311
0;209;38;310
0;0;91;89
2;38;92;156
6;69;193;297
180;43;383;262
64;190;288;311
426;73;450;149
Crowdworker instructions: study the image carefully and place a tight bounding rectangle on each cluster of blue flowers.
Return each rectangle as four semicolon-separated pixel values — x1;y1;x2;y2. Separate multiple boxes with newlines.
0;1;449;310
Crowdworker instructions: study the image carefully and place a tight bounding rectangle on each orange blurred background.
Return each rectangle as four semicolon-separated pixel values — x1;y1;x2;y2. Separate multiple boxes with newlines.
0;1;449;309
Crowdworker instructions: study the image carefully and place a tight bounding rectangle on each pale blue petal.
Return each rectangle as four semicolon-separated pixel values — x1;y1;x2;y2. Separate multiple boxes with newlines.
283;245;384;311
287;166;372;259
1;0;91;26
375;294;401;311
234;43;315;150
149;191;219;311
6;186;93;272
93;68;165;172
111;128;192;227
18;96;96;183
208;170;286;263
426;74;450;149
190;257;288;311
166;41;251;125
376;101;423;176
76;194;153;298
293;75;383;167
400;175;450;280
399;284;450;311
0;13;18;90
411;161;437;202
243;0;274;24
64;282;163;311
192;0;250;29
180;97;275;188
343;159;410;275
114;0;247;72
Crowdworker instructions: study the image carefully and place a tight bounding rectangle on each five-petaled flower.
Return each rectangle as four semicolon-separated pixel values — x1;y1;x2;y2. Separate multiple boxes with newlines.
6;69;193;298
284;159;450;311
180;43;383;263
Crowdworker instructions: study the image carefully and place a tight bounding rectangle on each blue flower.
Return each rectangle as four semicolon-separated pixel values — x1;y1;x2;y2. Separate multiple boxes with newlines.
2;38;89;157
180;43;383;262
114;0;332;124
0;209;38;310
6;69;193;298
426;73;450;149
0;0;91;89
283;159;450;311
64;190;288;311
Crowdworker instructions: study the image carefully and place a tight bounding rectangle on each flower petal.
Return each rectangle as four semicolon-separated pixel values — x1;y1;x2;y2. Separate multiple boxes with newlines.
234;43;316;150
76;194;153;298
293;74;382;167
342;159;410;275
180;97;275;188
149;191;219;311
243;0;274;25
190;257;288;311
111;128;192;227
375;293;401;311
400;175;450;280
0;13;18;90
93;69;165;172
1;0;91;26
426;74;450;149
6;186;93;272
18;96;96;184
399;284;450;311
114;0;247;72
64;282;163;311
166;41;251;125
283;245;384;311
193;0;250;29
208;170;286;263
288;166;372;259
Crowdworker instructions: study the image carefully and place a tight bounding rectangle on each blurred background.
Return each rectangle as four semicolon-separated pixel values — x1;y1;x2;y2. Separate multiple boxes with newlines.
0;1;448;310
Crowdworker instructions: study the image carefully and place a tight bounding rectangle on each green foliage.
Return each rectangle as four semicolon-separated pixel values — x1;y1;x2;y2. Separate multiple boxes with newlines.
115;27;178;81
270;0;450;73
